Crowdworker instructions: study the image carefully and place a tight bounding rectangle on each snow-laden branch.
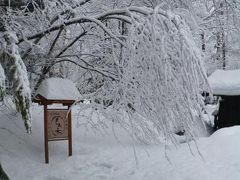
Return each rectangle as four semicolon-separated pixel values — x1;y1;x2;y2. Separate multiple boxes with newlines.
1;31;32;133
18;16;126;46
53;58;117;81
92;6;211;143
0;64;5;101
17;6;168;46
49;0;92;25
103;15;131;24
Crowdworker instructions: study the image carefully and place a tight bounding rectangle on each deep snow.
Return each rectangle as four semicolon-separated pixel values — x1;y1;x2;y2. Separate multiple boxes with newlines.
1;104;240;180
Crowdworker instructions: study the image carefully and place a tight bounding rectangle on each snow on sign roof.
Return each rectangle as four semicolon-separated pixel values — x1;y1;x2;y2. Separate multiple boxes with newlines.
208;69;240;96
36;78;81;100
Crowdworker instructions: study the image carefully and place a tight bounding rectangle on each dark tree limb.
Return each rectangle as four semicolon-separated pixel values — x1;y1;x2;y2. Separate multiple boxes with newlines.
0;163;9;180
55;31;87;58
18;16;126;46
53;58;117;81
48;28;64;56
57;55;95;68
22;37;42;60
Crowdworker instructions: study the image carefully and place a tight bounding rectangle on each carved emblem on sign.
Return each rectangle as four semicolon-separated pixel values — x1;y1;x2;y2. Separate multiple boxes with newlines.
47;110;68;140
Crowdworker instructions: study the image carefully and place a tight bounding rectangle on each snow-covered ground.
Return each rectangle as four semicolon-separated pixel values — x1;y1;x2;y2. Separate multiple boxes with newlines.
1;104;240;180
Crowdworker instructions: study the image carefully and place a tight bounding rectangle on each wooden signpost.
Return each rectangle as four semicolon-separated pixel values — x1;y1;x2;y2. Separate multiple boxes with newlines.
44;106;72;163
33;78;81;164
33;96;74;163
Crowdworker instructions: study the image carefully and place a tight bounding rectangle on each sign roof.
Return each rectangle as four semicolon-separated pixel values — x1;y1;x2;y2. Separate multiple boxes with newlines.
36;78;81;101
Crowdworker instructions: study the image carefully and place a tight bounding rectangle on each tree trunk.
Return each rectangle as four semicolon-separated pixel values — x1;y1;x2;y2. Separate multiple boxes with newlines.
0;163;9;180
201;32;205;52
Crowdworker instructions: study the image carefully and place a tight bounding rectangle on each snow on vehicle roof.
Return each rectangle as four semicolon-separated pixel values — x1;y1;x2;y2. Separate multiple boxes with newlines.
208;69;240;96
36;78;81;100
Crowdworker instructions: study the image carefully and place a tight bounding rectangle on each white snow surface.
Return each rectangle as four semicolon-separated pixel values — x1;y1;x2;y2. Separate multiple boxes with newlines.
208;69;240;95
1;104;240;180
36;78;81;100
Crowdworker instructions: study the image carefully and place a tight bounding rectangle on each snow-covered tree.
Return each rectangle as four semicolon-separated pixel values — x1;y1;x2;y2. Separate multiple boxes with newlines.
74;6;210;143
0;1;212;142
1;31;32;133
192;0;240;73
0;2;32;133
114;6;209;142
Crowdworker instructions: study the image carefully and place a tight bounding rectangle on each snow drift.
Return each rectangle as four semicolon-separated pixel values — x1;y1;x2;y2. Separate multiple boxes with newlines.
1;105;240;180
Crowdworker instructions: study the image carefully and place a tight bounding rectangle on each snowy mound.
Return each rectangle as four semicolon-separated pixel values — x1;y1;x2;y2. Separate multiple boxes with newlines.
36;78;81;100
208;69;240;95
211;126;240;138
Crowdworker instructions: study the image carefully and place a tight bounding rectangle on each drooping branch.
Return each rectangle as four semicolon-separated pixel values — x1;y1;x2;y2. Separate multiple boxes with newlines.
52;58;117;81
18;16;126;46
118;6;210;143
2;31;32;133
103;15;131;24
17;6;173;48
0;64;5;101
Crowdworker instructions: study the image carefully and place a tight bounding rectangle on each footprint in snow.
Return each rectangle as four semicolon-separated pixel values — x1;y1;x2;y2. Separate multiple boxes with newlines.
93;162;113;169
46;176;66;180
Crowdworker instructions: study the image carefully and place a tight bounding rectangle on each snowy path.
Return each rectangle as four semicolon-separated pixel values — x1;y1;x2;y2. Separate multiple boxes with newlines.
1;105;240;180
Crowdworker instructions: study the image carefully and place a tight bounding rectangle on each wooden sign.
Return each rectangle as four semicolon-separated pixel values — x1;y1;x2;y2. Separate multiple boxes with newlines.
32;78;80;164
44;106;72;164
47;110;68;140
